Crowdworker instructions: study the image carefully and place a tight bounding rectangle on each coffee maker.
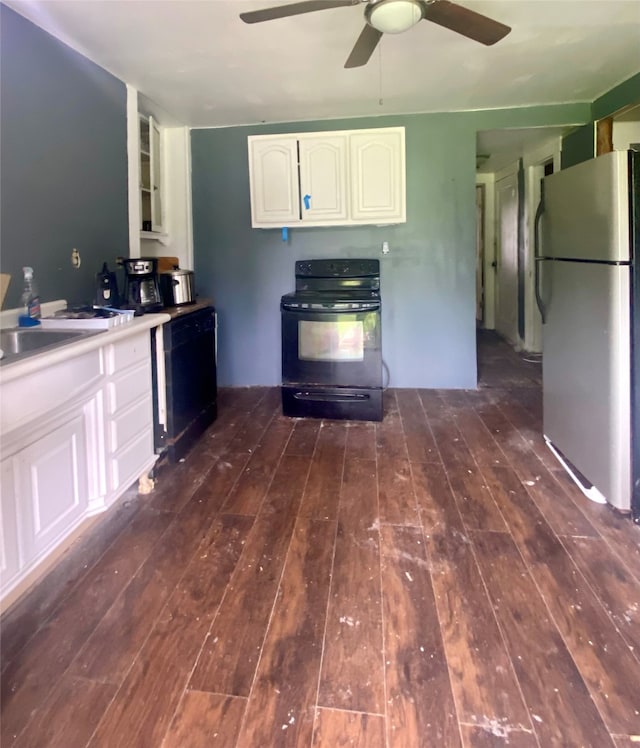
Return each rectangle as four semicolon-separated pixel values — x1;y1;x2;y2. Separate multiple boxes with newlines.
123;258;163;313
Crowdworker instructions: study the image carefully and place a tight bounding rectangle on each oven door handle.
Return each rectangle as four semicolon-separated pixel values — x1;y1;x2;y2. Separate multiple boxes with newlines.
293;391;371;403
281;301;381;312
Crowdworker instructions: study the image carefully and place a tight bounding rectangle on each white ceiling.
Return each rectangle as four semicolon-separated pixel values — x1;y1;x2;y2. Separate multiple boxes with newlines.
4;0;640;163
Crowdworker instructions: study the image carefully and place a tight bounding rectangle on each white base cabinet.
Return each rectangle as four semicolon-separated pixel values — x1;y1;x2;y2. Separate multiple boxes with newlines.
248;126;405;228
0;326;160;605
105;335;155;501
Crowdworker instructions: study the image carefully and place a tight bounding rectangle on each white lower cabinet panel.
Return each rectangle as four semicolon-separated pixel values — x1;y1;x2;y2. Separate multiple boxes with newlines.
106;333;150;374
0;459;20;586
107;360;151;414
109;397;153;452
0;349;102;437
106;331;155;500
110;428;154;494
19;414;88;561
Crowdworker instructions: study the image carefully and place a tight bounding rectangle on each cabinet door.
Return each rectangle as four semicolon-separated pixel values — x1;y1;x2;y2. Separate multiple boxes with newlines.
139;115;163;232
299;136;348;222
139;115;152;230
248;137;300;226
150;117;163;232
0;458;21;586
349;129;406;223
18;414;88;561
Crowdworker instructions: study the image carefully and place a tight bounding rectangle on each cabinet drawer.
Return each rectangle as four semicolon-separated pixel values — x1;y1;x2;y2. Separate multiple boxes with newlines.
107;360;151;414
110;427;154;491
109;397;152;452
106;333;150;375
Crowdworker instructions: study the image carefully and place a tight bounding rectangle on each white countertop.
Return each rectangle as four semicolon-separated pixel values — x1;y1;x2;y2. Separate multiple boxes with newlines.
0;313;169;385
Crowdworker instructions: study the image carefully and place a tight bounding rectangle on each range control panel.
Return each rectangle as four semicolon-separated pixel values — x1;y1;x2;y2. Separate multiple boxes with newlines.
294;259;380;279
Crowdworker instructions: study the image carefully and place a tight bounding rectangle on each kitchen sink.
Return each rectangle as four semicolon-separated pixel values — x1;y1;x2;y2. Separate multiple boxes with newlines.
0;327;104;364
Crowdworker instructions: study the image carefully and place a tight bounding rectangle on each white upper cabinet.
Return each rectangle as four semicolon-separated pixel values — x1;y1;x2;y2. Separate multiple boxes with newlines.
350;129;406;224
299;135;349;223
248;137;299;225
247;127;405;228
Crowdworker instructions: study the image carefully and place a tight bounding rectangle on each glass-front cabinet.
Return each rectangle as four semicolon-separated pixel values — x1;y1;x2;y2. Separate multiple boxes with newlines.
139;115;163;233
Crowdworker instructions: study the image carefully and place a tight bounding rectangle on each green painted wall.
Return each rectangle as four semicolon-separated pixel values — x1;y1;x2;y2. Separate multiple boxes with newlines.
191;104;589;388
561;124;595;169
561;72;640;168
0;6;128;311
592;72;640;120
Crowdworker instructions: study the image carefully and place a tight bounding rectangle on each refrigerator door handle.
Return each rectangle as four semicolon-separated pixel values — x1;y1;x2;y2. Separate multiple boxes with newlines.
534;184;547;324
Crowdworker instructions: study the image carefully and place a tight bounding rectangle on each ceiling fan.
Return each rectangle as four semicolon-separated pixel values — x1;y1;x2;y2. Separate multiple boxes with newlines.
240;0;511;68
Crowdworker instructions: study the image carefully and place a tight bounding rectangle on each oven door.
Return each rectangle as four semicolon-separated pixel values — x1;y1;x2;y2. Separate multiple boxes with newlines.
281;300;381;388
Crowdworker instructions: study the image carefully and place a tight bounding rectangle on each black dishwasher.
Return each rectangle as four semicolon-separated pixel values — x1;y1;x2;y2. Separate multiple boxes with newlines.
152;306;217;462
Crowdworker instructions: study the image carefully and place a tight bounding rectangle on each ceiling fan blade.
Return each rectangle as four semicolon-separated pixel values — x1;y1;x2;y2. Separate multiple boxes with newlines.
344;24;383;68
422;0;511;45
240;0;359;24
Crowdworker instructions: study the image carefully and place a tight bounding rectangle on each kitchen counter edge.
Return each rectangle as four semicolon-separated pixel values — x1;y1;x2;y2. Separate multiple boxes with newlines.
0;313;170;384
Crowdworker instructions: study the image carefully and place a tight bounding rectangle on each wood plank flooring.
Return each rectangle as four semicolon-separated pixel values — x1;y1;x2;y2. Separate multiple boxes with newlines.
2;330;640;747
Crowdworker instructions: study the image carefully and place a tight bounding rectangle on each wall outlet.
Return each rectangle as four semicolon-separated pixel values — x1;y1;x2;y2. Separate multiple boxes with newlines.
71;248;81;269
382;241;390;254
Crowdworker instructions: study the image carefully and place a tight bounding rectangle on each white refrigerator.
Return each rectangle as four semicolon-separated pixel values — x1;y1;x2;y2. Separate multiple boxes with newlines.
536;149;639;521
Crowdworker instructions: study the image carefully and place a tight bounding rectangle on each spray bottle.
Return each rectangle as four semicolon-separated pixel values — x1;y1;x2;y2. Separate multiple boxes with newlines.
18;266;41;326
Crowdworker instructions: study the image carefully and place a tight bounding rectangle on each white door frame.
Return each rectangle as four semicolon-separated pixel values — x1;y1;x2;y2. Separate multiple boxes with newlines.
475;184;485;324
475;173;496;329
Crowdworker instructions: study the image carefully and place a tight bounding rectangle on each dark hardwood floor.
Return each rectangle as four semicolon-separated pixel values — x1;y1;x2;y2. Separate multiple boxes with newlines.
2;330;640;747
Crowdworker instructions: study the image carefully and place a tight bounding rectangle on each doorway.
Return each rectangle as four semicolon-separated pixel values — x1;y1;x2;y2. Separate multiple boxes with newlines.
476;131;564;357
495;170;519;347
475;185;485;325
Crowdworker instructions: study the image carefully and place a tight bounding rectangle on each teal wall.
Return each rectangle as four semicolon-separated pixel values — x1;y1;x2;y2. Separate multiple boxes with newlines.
561;125;595;169
561;72;640;168
0;6;128;310
592;72;640;121
191;103;589;388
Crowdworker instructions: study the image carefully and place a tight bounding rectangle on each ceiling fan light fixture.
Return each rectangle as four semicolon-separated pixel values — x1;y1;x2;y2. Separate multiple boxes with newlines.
367;0;424;34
